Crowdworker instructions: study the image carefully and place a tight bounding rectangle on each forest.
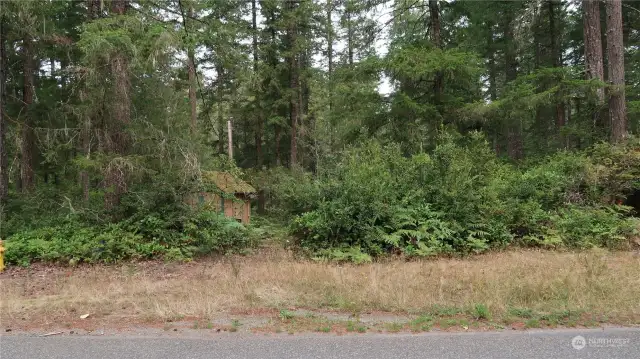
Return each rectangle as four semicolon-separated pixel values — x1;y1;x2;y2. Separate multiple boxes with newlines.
0;0;639;265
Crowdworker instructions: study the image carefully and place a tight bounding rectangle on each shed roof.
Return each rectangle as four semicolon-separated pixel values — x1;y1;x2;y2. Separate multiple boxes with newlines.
203;171;256;194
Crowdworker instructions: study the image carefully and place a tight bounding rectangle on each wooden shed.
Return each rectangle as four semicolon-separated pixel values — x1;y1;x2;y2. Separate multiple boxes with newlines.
186;171;256;224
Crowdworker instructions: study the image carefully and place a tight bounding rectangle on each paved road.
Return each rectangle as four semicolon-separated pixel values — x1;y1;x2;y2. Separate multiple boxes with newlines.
1;328;639;359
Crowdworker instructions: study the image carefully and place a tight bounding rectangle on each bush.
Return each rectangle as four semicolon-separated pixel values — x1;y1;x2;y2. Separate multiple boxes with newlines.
291;142;417;255
4;210;255;266
289;134;639;261
245;166;321;219
535;206;637;249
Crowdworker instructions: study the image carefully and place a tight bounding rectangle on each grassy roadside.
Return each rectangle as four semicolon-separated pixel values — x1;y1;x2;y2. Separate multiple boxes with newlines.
1;248;639;333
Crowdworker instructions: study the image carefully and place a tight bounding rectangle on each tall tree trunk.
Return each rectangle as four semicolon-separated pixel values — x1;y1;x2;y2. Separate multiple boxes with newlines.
549;0;565;130
87;0;101;19
104;0;130;210
0;14;7;203
583;0;605;104
605;0;626;143
503;13;522;160
275;126;281;166
81;0;101;203
346;1;353;66
287;0;299;167
487;29;497;102
267;9;281;167
216;63;225;154
187;6;197;134
429;0;442;105
20;33;35;192
327;0;333;112
299;48;309;169
487;25;499;155
252;0;263;167
429;0;442;47
80;91;91;203
532;7;548;151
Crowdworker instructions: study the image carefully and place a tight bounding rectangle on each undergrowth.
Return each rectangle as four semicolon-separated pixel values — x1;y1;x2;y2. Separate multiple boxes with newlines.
4;209;255;266
270;134;640;262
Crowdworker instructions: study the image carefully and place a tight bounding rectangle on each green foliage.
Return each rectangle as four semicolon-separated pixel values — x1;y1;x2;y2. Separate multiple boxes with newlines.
288;134;639;261
4;210;254;266
279;309;295;320
2;0;638;268
249;167;320;218
472;304;491;320
537;206;637;249
313;247;373;264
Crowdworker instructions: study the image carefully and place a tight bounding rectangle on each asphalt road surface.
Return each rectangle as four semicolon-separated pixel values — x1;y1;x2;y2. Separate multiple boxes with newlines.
1;328;639;359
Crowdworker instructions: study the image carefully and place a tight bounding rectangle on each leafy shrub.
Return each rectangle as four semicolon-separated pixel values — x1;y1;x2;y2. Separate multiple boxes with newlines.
182;210;253;256
291;142;415;255
535;206;637;249
288;134;639;261
5;222;159;266
4;210;254;266
588;138;640;199
250;167;320;218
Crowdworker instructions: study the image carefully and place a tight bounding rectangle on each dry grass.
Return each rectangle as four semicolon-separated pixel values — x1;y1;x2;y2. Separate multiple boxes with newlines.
1;249;640;327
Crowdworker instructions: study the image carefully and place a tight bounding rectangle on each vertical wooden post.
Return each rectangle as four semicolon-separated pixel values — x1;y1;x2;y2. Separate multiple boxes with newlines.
227;120;233;159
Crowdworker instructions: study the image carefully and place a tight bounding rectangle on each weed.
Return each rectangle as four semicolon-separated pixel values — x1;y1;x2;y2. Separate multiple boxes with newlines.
445;319;458;327
473;303;490;320
386;322;404;333
279;309;295;320
346;321;356;332
508;307;535;319
525;319;541;328
357;325;367;333
409;315;433;332
430;305;462;317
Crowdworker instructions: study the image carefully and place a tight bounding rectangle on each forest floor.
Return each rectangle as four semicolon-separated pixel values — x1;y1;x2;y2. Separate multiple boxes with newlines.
1;245;640;335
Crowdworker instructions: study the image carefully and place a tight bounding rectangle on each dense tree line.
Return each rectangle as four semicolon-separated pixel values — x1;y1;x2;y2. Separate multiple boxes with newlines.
0;1;638;262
